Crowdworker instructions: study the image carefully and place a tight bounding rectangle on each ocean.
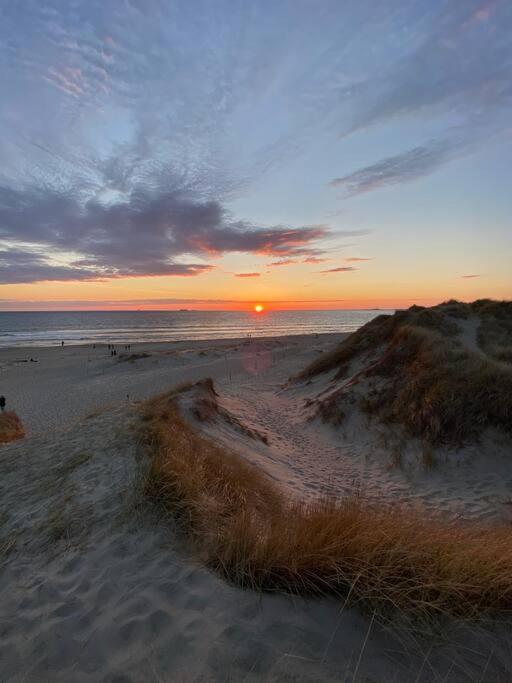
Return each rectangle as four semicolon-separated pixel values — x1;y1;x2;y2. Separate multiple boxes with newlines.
0;310;392;347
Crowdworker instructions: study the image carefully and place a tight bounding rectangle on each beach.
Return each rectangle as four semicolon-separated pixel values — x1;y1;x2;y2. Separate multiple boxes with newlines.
1;329;511;681
0;334;336;434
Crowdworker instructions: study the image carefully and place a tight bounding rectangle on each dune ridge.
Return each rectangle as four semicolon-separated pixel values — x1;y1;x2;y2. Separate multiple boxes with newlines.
296;300;512;445
141;380;512;620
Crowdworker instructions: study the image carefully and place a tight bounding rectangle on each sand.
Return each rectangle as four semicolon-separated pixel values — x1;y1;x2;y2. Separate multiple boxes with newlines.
1;334;511;681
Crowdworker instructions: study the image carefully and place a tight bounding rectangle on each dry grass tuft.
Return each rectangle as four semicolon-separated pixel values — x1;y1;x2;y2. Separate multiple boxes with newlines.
141;386;512;620
0;412;24;444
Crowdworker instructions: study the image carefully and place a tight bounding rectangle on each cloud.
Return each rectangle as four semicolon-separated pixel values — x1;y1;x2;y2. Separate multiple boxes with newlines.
0;180;331;283
461;274;481;279
302;256;328;264
345;257;372;262
1;0;509;288
319;266;357;273
234;272;260;278
336;2;512;138
330;136;476;196
0;247;213;284
267;258;299;267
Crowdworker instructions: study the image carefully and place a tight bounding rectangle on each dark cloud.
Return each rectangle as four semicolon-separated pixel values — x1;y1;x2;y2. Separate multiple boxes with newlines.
319;266;357;273
234;272;260;278
0;249;98;284
0;182;331;283
0;247;213;284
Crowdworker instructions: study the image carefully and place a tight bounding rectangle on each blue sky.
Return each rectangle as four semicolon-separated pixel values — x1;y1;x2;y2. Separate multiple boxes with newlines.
0;0;510;308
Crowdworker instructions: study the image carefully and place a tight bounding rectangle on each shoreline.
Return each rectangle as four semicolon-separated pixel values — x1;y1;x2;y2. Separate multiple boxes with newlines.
0;330;343;352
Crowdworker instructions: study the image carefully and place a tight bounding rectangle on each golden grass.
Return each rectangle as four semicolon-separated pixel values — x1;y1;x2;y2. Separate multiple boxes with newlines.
141;388;512;620
0;412;24;444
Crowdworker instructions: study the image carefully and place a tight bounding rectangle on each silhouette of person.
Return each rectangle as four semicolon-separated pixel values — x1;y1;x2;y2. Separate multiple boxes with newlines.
61;341;64;347
0;396;5;412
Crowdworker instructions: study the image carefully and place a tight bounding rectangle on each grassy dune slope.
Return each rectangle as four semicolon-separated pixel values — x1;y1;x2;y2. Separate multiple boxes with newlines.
141;382;512;619
297;300;512;445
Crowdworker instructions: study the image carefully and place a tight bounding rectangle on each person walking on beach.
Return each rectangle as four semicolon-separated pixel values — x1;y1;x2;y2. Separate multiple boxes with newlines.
0;396;5;412
61;341;64;347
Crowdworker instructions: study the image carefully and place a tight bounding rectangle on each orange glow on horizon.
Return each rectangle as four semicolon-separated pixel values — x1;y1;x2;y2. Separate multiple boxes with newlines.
254;304;264;313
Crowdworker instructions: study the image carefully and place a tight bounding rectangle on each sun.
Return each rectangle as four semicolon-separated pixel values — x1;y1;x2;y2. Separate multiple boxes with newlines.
254;304;264;313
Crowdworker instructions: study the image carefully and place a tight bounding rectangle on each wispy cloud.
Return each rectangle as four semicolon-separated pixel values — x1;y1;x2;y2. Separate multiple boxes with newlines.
461;274;482;279
330;137;476;197
267;259;299;267
234;272;260;278
302;256;328;264
345;257;372;262
319;266;357;274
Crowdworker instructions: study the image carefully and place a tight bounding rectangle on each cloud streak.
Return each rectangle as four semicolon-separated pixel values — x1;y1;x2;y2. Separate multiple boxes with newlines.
330;137;477;196
319;266;357;274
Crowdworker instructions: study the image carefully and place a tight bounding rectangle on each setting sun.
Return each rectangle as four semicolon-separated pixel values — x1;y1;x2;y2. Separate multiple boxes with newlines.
254;304;264;313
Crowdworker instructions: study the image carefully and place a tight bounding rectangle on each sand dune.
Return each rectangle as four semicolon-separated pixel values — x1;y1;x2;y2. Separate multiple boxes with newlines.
1;330;511;680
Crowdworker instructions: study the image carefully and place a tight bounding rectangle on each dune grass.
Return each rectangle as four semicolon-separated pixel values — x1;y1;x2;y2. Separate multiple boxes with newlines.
298;300;512;444
361;325;512;444
296;306;460;382
141;387;512;620
0;412;24;444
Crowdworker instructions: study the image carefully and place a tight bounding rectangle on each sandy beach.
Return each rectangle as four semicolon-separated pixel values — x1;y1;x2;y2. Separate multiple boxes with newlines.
1;329;511;681
0;334;337;434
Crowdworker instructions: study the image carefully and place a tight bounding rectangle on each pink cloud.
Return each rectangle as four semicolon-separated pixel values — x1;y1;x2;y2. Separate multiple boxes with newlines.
303;256;328;264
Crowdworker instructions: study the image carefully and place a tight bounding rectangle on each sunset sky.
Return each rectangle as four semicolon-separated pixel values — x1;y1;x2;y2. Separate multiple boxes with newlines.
0;0;510;311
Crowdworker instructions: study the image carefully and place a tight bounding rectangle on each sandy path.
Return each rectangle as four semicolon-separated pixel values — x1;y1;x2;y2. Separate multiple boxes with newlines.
199;374;512;522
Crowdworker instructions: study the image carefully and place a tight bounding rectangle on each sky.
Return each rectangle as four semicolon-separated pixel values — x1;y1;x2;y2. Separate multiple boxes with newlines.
0;0;511;311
